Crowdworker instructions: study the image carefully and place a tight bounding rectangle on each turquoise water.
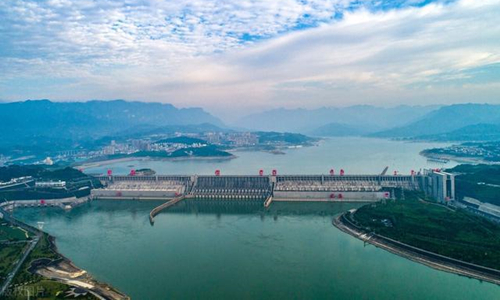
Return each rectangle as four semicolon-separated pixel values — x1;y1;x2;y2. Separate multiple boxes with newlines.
84;137;456;175
14;200;500;300
13;137;499;299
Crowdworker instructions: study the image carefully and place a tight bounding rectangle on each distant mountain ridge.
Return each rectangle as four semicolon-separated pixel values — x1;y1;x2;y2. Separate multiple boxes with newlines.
371;104;500;138
308;122;368;137
414;124;500;142
0;99;224;149
235;105;440;134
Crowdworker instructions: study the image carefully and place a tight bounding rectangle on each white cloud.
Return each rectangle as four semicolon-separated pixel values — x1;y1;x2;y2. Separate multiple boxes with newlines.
0;0;499;121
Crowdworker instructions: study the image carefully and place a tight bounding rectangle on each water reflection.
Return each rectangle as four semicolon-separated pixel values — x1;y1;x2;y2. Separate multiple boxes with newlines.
166;198;365;219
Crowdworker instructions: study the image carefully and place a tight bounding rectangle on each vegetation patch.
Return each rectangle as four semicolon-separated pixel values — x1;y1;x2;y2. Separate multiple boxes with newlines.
351;191;500;270
447;164;500;206
132;145;233;158
0;243;26;282
0;224;30;241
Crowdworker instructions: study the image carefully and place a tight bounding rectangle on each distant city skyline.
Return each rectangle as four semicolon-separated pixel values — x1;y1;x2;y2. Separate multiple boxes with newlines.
1;0;499;121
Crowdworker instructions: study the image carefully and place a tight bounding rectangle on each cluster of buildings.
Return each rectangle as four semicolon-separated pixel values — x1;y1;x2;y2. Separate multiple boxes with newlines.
203;132;259;147
52;140;150;162
59;132;261;161
150;141;207;153
4;130;301;166
435;143;500;161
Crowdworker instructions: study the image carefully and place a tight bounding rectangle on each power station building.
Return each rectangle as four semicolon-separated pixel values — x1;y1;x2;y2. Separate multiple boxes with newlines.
426;170;455;203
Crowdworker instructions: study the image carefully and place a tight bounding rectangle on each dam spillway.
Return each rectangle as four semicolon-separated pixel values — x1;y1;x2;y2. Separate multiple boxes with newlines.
91;173;432;202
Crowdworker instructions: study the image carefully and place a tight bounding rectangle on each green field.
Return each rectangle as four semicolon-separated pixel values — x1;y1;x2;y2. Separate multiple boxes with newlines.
0;243;26;282
12;234;59;286
352;191;500;270
0;223;30;241
3;233;98;300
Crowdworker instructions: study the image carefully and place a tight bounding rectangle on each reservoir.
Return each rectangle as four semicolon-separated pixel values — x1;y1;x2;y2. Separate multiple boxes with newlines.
83;137;457;175
12;138;500;299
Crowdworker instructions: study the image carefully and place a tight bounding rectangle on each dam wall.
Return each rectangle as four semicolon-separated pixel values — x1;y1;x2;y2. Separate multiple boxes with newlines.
273;191;388;202
275;175;418;190
93;172;446;202
0;197;89;211
93;176;188;200
192;175;271;197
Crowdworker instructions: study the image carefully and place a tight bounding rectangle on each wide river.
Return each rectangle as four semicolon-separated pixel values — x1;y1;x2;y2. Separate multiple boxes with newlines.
14;138;500;299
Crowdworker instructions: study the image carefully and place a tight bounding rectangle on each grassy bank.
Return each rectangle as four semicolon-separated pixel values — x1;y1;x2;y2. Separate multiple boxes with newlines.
2;231;98;300
0;223;31;284
351;191;500;270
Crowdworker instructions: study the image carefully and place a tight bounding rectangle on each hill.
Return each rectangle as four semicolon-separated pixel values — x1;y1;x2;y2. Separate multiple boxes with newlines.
372;104;500;138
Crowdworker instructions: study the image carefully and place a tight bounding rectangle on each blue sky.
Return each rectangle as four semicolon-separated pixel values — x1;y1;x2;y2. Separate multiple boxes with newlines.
0;0;499;121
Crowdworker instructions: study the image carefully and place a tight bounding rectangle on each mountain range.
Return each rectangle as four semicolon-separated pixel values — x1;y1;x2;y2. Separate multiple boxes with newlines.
2;100;500;156
0;100;224;153
236;103;500;142
370;104;500;140
234;105;440;134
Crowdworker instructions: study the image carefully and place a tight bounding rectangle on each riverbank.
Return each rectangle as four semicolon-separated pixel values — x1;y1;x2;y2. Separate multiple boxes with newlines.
0;209;129;300
420;151;497;164
76;154;237;170
30;236;129;300
334;210;500;286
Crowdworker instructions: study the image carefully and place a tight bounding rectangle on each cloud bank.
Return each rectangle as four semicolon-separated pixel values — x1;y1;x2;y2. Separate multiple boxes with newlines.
0;0;499;120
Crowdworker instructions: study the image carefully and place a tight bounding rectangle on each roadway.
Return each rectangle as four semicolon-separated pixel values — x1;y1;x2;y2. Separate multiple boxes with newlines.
0;207;41;297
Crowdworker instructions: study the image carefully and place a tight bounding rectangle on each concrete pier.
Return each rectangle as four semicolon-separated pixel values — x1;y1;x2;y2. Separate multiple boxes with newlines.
149;195;187;224
264;195;273;208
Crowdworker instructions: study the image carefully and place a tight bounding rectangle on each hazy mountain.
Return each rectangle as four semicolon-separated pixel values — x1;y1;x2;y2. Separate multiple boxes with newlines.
414;124;500;142
235;105;439;133
372;104;500;138
308;123;369;137
112;123;230;140
0;99;224;149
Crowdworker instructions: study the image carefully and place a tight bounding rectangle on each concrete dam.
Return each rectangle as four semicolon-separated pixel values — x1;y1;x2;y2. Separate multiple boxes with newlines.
91;170;455;223
92;174;416;201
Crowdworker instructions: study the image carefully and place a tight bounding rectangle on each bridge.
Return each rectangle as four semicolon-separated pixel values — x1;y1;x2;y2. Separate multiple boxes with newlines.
92;170;455;223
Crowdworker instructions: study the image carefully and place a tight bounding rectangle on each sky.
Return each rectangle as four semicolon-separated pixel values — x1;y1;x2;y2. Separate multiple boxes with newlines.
0;0;499;122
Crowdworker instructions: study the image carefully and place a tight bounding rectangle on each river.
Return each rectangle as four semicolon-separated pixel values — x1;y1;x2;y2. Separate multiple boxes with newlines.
13;137;500;299
83;137;456;175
